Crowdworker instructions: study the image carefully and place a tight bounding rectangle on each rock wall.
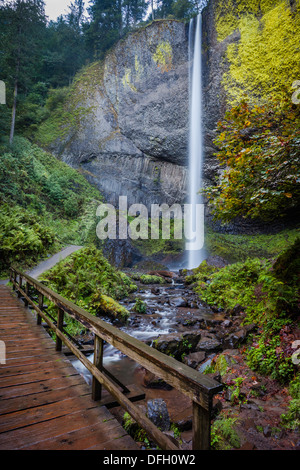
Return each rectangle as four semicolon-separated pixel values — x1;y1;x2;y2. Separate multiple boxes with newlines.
48;20;190;209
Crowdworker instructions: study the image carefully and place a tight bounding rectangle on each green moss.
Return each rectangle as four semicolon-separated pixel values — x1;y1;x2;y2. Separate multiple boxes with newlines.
215;0;283;42
152;41;173;73
140;274;165;284
185;259;219;286
218;1;300;105
35;62;104;148
132;298;147;314
92;293;129;323
121;67;138;92
122;412;151;447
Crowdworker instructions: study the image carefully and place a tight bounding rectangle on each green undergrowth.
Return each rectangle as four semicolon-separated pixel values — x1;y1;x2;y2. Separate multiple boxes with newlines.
0;137;103;277
39;246;137;330
206;227;300;264
280;375;300;430
211;414;241;450
34;63;103;148
186;238;300;383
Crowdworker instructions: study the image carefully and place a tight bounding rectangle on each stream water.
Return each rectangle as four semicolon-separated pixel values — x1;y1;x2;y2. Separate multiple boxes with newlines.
70;276;184;386
70;272;221;389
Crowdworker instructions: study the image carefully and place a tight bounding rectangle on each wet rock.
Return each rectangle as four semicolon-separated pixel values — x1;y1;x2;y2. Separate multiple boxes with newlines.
102;236;142;268
212;398;223;416
152;331;201;360
147;399;170;431
169;296;188;307
141;369;173;390
196;335;222;352
183;351;206;369
151;287;161;295
226;304;245;316
222;319;232;328
188;301;199;309
223;328;249;349
263;425;272;437
148;271;176;279
205;255;229;269
176;417;192;432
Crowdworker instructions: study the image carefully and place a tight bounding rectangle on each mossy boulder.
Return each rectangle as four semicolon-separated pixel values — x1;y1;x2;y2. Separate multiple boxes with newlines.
92;293;130;323
152;332;201;361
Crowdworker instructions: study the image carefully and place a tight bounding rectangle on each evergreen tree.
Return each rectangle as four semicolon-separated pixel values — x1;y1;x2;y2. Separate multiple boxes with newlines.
85;0;123;59
0;0;47;144
42;10;88;88
85;0;149;59
123;0;148;28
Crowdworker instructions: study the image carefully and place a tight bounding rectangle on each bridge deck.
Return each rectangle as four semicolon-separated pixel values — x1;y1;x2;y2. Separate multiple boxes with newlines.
0;286;139;450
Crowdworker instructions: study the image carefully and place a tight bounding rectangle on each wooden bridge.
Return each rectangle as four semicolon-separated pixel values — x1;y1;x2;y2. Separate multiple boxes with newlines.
0;268;222;451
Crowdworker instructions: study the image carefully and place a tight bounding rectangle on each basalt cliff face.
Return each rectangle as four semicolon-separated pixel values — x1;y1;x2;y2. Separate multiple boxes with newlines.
46;20;191;209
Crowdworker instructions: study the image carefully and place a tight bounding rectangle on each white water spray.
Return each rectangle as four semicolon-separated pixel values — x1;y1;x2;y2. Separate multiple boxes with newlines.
187;13;206;269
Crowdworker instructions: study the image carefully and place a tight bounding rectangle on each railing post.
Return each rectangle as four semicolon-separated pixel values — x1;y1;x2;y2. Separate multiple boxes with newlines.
56;307;64;351
18;275;22;298
12;270;16;291
192;399;212;450
92;335;104;401
24;282;29;307
37;293;43;325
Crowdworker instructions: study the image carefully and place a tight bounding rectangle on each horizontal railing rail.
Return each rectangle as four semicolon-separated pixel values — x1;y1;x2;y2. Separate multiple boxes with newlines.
10;266;222;450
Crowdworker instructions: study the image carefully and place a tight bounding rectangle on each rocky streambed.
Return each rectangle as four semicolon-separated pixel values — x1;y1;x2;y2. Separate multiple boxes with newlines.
69;267;300;451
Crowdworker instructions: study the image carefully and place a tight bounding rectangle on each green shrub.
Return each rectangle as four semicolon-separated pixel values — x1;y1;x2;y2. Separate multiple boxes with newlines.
0;205;56;275
189;240;300;383
132;298;147;314
39;246;137;324
0;137;104;273
203;100;300;222
211;415;240;450
280;375;300;430
140;274;165;284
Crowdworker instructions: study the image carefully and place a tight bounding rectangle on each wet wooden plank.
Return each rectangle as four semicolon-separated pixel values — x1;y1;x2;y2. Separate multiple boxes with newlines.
0;286;139;450
0;407;114;449
0;374;87;400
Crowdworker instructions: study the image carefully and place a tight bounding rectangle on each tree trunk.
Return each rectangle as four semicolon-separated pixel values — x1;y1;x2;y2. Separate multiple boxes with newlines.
151;0;155;20
9;79;18;146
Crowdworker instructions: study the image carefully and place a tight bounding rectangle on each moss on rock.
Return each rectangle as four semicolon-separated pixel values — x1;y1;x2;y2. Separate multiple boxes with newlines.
92;293;130;323
216;0;300;105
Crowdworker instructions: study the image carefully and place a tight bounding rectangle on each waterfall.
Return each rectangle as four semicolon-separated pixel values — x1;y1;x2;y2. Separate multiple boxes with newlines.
186;13;206;270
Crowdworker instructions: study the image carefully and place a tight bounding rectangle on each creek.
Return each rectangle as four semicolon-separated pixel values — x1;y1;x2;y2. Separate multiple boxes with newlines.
70;271;223;389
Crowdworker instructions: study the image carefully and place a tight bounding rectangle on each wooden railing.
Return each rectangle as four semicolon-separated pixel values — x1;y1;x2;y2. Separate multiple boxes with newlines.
10;267;222;451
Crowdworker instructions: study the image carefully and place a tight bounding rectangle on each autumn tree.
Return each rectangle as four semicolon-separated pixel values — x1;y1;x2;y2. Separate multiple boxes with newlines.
203;100;300;222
